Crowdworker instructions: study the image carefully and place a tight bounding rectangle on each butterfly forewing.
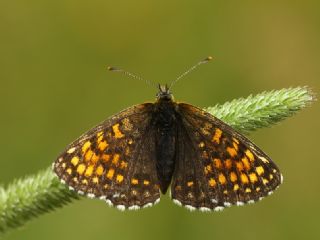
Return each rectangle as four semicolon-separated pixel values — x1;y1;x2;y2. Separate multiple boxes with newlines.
53;103;161;210
171;103;282;211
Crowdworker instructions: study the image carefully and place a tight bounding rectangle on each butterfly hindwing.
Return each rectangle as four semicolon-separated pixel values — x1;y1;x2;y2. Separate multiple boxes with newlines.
171;103;282;211
53;103;161;210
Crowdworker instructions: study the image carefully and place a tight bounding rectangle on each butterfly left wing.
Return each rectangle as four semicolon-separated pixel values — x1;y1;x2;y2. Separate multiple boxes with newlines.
171;103;283;211
53;103;161;210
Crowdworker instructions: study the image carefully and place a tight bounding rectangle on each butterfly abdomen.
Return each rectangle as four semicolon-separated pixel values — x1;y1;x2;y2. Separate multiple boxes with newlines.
153;100;178;194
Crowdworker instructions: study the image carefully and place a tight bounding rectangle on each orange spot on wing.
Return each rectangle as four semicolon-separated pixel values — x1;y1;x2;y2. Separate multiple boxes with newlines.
240;173;249;184
233;141;239;151
213;158;222;169
106;169;115;179
230;172;237;182
66;168;72;174
144;180;150;185
98;141;108;151
84;150;99;163
84;150;93;161
120;161;128;169
96;165;104;175
71;156;79;166
241;156;251;170
249;173;258;183
204;165;212;174
97;135;103;143
84;165;94;177
91;153;99;163
212;128;222;144
227;147;237;157
76;164;86;175
112;123;124;138
256;166;264;176
236;161;244;171
224;159;232;169
218;173;226;184
102;154;111;162
131;178;138;185
92;177;99;183
209;178;216;187
187;181;194;187
82;141;91;153
112;154;120;165
116;174;124;183
245;149;255;161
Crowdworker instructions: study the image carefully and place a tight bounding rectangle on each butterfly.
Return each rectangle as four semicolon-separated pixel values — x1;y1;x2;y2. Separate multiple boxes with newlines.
53;57;282;212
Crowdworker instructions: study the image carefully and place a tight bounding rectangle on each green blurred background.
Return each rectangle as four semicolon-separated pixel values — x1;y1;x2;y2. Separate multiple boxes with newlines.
0;1;319;239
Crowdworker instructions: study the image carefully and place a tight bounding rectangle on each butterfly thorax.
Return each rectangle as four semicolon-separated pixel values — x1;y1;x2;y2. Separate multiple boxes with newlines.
153;85;178;194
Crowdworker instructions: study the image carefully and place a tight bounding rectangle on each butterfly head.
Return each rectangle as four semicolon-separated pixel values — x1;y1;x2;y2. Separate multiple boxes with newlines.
157;84;174;101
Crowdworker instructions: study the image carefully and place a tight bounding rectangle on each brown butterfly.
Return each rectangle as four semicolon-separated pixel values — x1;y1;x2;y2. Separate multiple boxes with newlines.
53;57;282;211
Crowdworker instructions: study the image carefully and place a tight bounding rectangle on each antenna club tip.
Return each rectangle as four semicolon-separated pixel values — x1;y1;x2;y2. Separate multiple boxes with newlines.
206;56;213;61
200;56;214;64
107;66;121;72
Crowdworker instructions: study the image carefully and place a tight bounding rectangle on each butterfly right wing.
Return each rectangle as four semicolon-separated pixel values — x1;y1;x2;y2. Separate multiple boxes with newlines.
53;103;161;210
171;103;282;211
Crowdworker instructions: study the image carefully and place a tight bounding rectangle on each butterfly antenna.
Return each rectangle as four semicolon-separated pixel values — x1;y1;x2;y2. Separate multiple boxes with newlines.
168;56;213;90
107;66;157;88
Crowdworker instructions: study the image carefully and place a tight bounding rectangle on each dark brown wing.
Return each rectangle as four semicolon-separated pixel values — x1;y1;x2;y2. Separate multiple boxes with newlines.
171;103;283;212
53;103;161;211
